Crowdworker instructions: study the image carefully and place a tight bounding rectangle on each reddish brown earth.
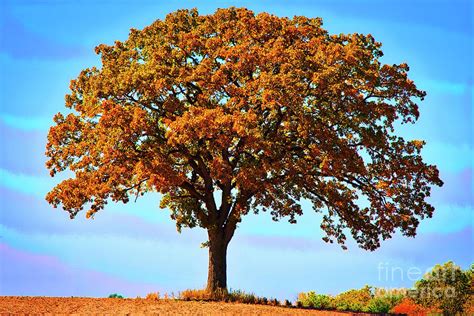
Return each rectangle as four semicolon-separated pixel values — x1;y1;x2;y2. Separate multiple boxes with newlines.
0;296;372;315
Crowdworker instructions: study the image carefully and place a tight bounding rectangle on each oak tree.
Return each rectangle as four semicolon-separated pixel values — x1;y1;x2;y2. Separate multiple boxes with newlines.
46;8;443;294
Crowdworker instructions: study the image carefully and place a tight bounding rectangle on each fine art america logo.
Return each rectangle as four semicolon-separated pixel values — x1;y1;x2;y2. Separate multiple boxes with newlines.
377;262;459;299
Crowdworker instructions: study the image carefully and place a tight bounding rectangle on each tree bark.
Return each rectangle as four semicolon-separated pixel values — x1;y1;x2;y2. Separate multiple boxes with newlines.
206;228;228;294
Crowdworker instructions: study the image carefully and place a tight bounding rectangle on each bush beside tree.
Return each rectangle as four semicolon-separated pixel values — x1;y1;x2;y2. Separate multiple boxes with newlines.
411;261;472;315
296;262;472;314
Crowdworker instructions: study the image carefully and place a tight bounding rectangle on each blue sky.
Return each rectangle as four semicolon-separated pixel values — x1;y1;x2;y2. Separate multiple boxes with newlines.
0;0;472;300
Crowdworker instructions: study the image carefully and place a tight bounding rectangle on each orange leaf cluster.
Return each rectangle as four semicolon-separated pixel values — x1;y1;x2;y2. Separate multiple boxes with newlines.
46;8;442;249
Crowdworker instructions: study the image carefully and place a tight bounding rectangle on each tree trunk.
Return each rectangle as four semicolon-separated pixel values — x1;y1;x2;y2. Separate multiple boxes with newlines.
206;229;228;294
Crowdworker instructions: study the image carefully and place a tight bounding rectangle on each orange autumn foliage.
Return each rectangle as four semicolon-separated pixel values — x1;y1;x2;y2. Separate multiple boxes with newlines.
45;7;443;291
390;298;435;316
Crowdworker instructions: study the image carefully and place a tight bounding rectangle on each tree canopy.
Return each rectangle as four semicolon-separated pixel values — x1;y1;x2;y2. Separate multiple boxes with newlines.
46;7;442;253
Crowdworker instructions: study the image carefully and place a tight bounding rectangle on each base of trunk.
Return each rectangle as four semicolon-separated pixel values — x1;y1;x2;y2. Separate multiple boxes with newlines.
206;230;228;295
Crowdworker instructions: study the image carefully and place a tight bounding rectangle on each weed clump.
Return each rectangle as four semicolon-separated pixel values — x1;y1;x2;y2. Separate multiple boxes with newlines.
145;292;160;301
178;288;284;307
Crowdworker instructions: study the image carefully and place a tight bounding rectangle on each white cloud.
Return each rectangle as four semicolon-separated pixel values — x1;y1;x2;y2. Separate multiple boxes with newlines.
0;168;51;198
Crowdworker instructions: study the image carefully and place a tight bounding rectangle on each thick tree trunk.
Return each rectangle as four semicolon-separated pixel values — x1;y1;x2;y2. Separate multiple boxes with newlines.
206;229;228;294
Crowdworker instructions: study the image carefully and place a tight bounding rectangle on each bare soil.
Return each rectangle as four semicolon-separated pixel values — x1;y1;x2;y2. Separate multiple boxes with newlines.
0;296;370;315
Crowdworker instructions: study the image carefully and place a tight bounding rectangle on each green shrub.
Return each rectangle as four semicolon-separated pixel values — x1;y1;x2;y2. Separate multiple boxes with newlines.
413;261;472;315
333;285;372;312
296;286;406;312
297;291;334;309
297;291;314;307
108;293;124;298
309;293;333;309
366;297;391;313
366;294;404;313
464;264;474;314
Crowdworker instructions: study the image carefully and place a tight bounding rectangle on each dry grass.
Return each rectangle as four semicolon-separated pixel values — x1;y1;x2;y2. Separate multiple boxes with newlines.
178;288;282;306
145;292;160;301
0;296;365;315
179;288;219;301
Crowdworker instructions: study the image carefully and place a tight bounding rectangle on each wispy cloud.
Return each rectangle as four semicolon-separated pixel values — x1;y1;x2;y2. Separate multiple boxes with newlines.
0;243;160;297
0;113;52;131
0;224;207;290
430;168;473;206
0;187;181;242
0;168;51;198
0;123;47;174
0;168;174;226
